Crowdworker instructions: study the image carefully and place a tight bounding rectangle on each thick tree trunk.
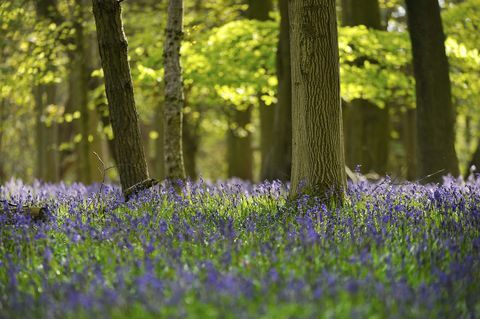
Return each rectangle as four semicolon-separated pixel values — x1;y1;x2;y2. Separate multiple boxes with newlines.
163;0;186;180
262;0;292;181
227;107;254;180
341;0;389;176
92;0;150;193
289;0;346;201
405;0;459;182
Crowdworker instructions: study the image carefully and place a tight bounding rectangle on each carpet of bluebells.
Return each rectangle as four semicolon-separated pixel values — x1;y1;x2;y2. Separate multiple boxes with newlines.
1;177;480;319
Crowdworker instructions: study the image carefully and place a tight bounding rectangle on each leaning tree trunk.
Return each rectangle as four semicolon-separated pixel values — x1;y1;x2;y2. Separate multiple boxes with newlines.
405;0;459;182
163;0;186;180
341;0;390;176
262;0;292;182
92;0;150;196
289;0;346;202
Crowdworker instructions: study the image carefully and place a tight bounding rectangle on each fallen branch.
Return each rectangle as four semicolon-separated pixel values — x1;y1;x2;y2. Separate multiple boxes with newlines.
0;200;48;223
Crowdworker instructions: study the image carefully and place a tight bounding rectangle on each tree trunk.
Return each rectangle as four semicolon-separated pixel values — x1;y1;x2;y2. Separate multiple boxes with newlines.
154;101;165;180
262;0;292;182
228;107;254;180
259;99;275;180
70;0;93;184
92;0;150;193
466;137;480;178
405;0;459;182
246;0;272;20
289;0;346;202
183;111;200;180
34;0;61;183
163;0;186;180
245;0;276;181
403;108;417;180
341;0;389;176
0;99;6;184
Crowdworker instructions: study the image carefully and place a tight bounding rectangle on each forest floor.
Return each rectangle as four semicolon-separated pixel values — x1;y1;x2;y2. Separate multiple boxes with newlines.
0;178;479;318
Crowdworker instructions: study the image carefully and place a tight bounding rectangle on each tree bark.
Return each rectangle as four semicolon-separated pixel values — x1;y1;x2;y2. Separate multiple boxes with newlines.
259;98;275;179
154;101;165;180
403;108;418;181
341;0;390;176
0;99;6;184
466;137;480;178
92;0;150;193
289;0;346;202
183;111;200;180
262;0;292;182
34;0;61;183
245;0;276;181
405;0;459;182
227;107;254;180
70;0;93;184
163;0;186;180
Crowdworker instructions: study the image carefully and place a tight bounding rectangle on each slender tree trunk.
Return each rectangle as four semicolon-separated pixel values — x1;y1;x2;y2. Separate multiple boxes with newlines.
245;0;276;181
403;108;418;181
466;137;480;178
341;0;389;176
183;111;200;180
405;0;459;182
0;99;6;184
289;0;346;202
34;0;61;183
259;99;275;180
262;0;292;181
154;101;165;180
228;107;254;180
70;0;93;184
163;0;186;180
92;0;150;194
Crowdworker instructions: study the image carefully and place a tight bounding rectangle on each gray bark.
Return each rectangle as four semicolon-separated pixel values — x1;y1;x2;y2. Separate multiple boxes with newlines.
92;0;150;193
163;0;186;180
289;0;346;202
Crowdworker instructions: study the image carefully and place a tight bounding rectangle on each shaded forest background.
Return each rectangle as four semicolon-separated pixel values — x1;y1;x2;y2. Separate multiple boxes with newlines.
0;0;479;184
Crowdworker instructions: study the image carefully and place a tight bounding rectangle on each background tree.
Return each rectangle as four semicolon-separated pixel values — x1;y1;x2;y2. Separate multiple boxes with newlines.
341;0;390;176
405;0;459;182
164;0;187;180
92;0;150;196
245;0;276;180
262;0;292;182
34;0;63;183
289;0;346;201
